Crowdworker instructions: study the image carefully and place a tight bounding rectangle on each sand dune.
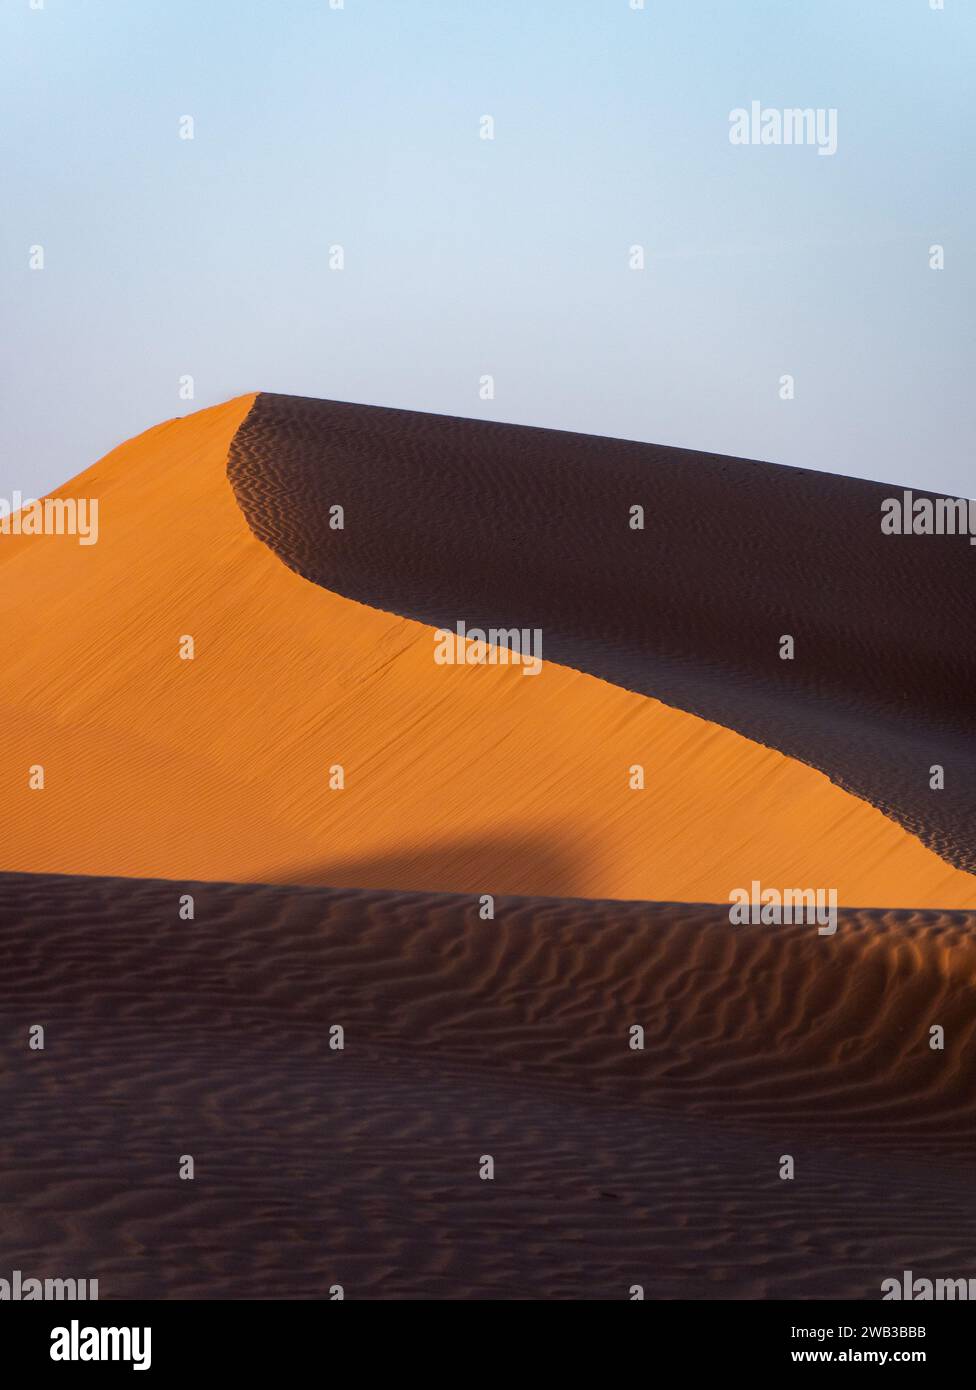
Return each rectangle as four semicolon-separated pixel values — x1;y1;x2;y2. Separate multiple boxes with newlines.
0;395;973;907
2;871;973;1299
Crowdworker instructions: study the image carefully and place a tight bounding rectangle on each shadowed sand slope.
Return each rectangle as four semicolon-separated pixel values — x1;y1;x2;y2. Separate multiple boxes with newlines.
229;392;976;874
0;395;973;906
1;872;974;1299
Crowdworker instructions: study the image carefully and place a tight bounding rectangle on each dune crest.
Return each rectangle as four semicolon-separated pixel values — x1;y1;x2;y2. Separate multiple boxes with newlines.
230;392;976;875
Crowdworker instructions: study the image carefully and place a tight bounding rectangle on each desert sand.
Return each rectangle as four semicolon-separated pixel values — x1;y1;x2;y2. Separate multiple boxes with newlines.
2;395;974;1300
1;872;973;1299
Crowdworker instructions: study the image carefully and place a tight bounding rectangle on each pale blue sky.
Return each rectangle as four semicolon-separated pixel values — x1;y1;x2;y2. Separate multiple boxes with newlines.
2;0;973;498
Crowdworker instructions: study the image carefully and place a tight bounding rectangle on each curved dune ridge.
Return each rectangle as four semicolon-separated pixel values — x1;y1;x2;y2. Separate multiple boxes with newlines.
230;392;976;875
0;394;973;907
2;872;974;1298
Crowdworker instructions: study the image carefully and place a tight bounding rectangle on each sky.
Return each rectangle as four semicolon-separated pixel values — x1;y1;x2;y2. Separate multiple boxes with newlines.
2;0;974;500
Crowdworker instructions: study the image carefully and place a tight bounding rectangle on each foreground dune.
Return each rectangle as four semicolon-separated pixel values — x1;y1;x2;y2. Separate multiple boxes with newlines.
2;872;973;1298
0;395;973;907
